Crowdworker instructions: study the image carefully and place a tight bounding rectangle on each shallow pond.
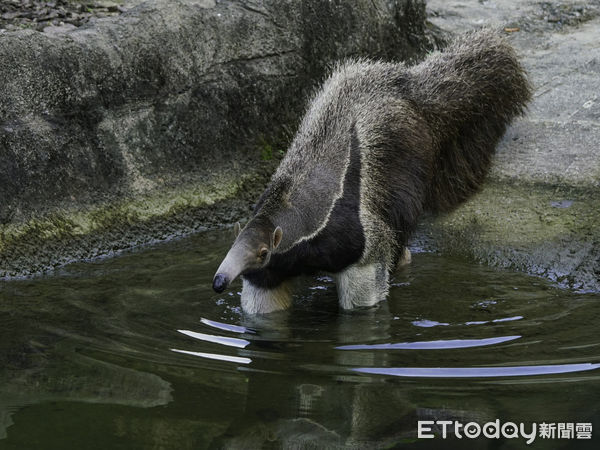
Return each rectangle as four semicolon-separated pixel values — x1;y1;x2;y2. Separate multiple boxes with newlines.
0;230;599;449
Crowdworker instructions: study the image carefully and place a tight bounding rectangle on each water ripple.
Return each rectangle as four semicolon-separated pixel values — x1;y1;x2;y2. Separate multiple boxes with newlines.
178;330;250;348
336;335;520;350
353;363;600;378
170;349;251;365
200;317;253;334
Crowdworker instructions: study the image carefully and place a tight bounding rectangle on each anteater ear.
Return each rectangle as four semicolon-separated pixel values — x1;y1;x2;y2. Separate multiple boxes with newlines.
233;222;242;239
272;226;283;249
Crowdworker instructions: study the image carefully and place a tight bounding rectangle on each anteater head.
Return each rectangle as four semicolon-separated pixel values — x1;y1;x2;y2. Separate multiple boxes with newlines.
212;220;283;293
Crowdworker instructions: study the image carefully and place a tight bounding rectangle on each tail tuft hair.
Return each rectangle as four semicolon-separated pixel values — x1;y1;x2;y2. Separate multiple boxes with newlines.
408;28;532;212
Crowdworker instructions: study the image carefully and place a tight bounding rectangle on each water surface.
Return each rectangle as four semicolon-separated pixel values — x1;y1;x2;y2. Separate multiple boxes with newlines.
0;230;599;449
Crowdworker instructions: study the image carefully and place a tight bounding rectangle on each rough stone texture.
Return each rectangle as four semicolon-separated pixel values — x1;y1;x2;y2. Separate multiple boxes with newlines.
0;0;439;278
417;0;600;292
0;0;136;32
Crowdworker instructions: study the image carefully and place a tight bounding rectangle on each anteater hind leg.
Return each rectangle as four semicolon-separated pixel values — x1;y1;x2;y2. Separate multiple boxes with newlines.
395;247;412;272
334;262;389;309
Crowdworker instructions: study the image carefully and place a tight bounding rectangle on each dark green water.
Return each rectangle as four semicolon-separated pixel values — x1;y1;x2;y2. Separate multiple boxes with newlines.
0;230;599;449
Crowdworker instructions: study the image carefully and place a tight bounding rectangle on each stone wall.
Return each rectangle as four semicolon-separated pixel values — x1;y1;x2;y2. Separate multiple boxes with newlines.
0;0;437;277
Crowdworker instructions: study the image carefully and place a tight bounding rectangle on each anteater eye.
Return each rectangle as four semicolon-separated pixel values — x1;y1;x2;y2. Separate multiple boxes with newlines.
259;249;268;260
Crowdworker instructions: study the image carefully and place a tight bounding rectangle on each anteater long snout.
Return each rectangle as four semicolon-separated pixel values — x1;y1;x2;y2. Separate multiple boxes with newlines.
212;273;229;293
212;244;247;293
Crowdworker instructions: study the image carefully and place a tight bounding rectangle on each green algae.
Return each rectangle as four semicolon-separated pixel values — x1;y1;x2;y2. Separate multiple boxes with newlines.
422;181;600;292
0;168;270;278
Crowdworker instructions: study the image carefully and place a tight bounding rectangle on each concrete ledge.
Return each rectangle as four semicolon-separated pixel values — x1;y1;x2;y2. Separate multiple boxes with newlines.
419;181;600;292
421;0;600;292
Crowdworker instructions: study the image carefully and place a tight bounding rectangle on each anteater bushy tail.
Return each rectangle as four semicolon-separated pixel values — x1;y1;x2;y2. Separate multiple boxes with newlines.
409;29;532;213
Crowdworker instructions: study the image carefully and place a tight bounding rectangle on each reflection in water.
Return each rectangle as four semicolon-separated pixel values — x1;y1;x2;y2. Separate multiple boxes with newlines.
0;349;173;441
0;229;599;448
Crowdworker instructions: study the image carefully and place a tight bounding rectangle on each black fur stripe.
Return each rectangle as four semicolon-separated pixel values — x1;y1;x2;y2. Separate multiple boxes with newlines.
243;125;364;289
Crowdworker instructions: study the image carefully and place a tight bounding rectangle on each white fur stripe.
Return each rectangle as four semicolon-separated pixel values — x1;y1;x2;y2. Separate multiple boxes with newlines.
284;157;351;251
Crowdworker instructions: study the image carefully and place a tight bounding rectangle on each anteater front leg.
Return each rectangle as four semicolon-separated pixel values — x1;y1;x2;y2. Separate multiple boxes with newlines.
240;278;293;314
334;262;389;309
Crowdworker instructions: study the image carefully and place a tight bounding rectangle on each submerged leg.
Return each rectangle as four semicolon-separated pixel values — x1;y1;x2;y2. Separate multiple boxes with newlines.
395;247;412;271
334;262;389;310
240;278;293;314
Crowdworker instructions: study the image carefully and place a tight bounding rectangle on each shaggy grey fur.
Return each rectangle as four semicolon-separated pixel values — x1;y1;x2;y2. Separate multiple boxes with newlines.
213;29;532;314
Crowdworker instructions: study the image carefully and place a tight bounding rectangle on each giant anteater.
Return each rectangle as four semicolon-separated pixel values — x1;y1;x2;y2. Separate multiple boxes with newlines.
212;29;532;314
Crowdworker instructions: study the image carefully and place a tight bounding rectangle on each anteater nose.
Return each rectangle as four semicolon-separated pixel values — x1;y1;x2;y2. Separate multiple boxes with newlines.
212;273;229;293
